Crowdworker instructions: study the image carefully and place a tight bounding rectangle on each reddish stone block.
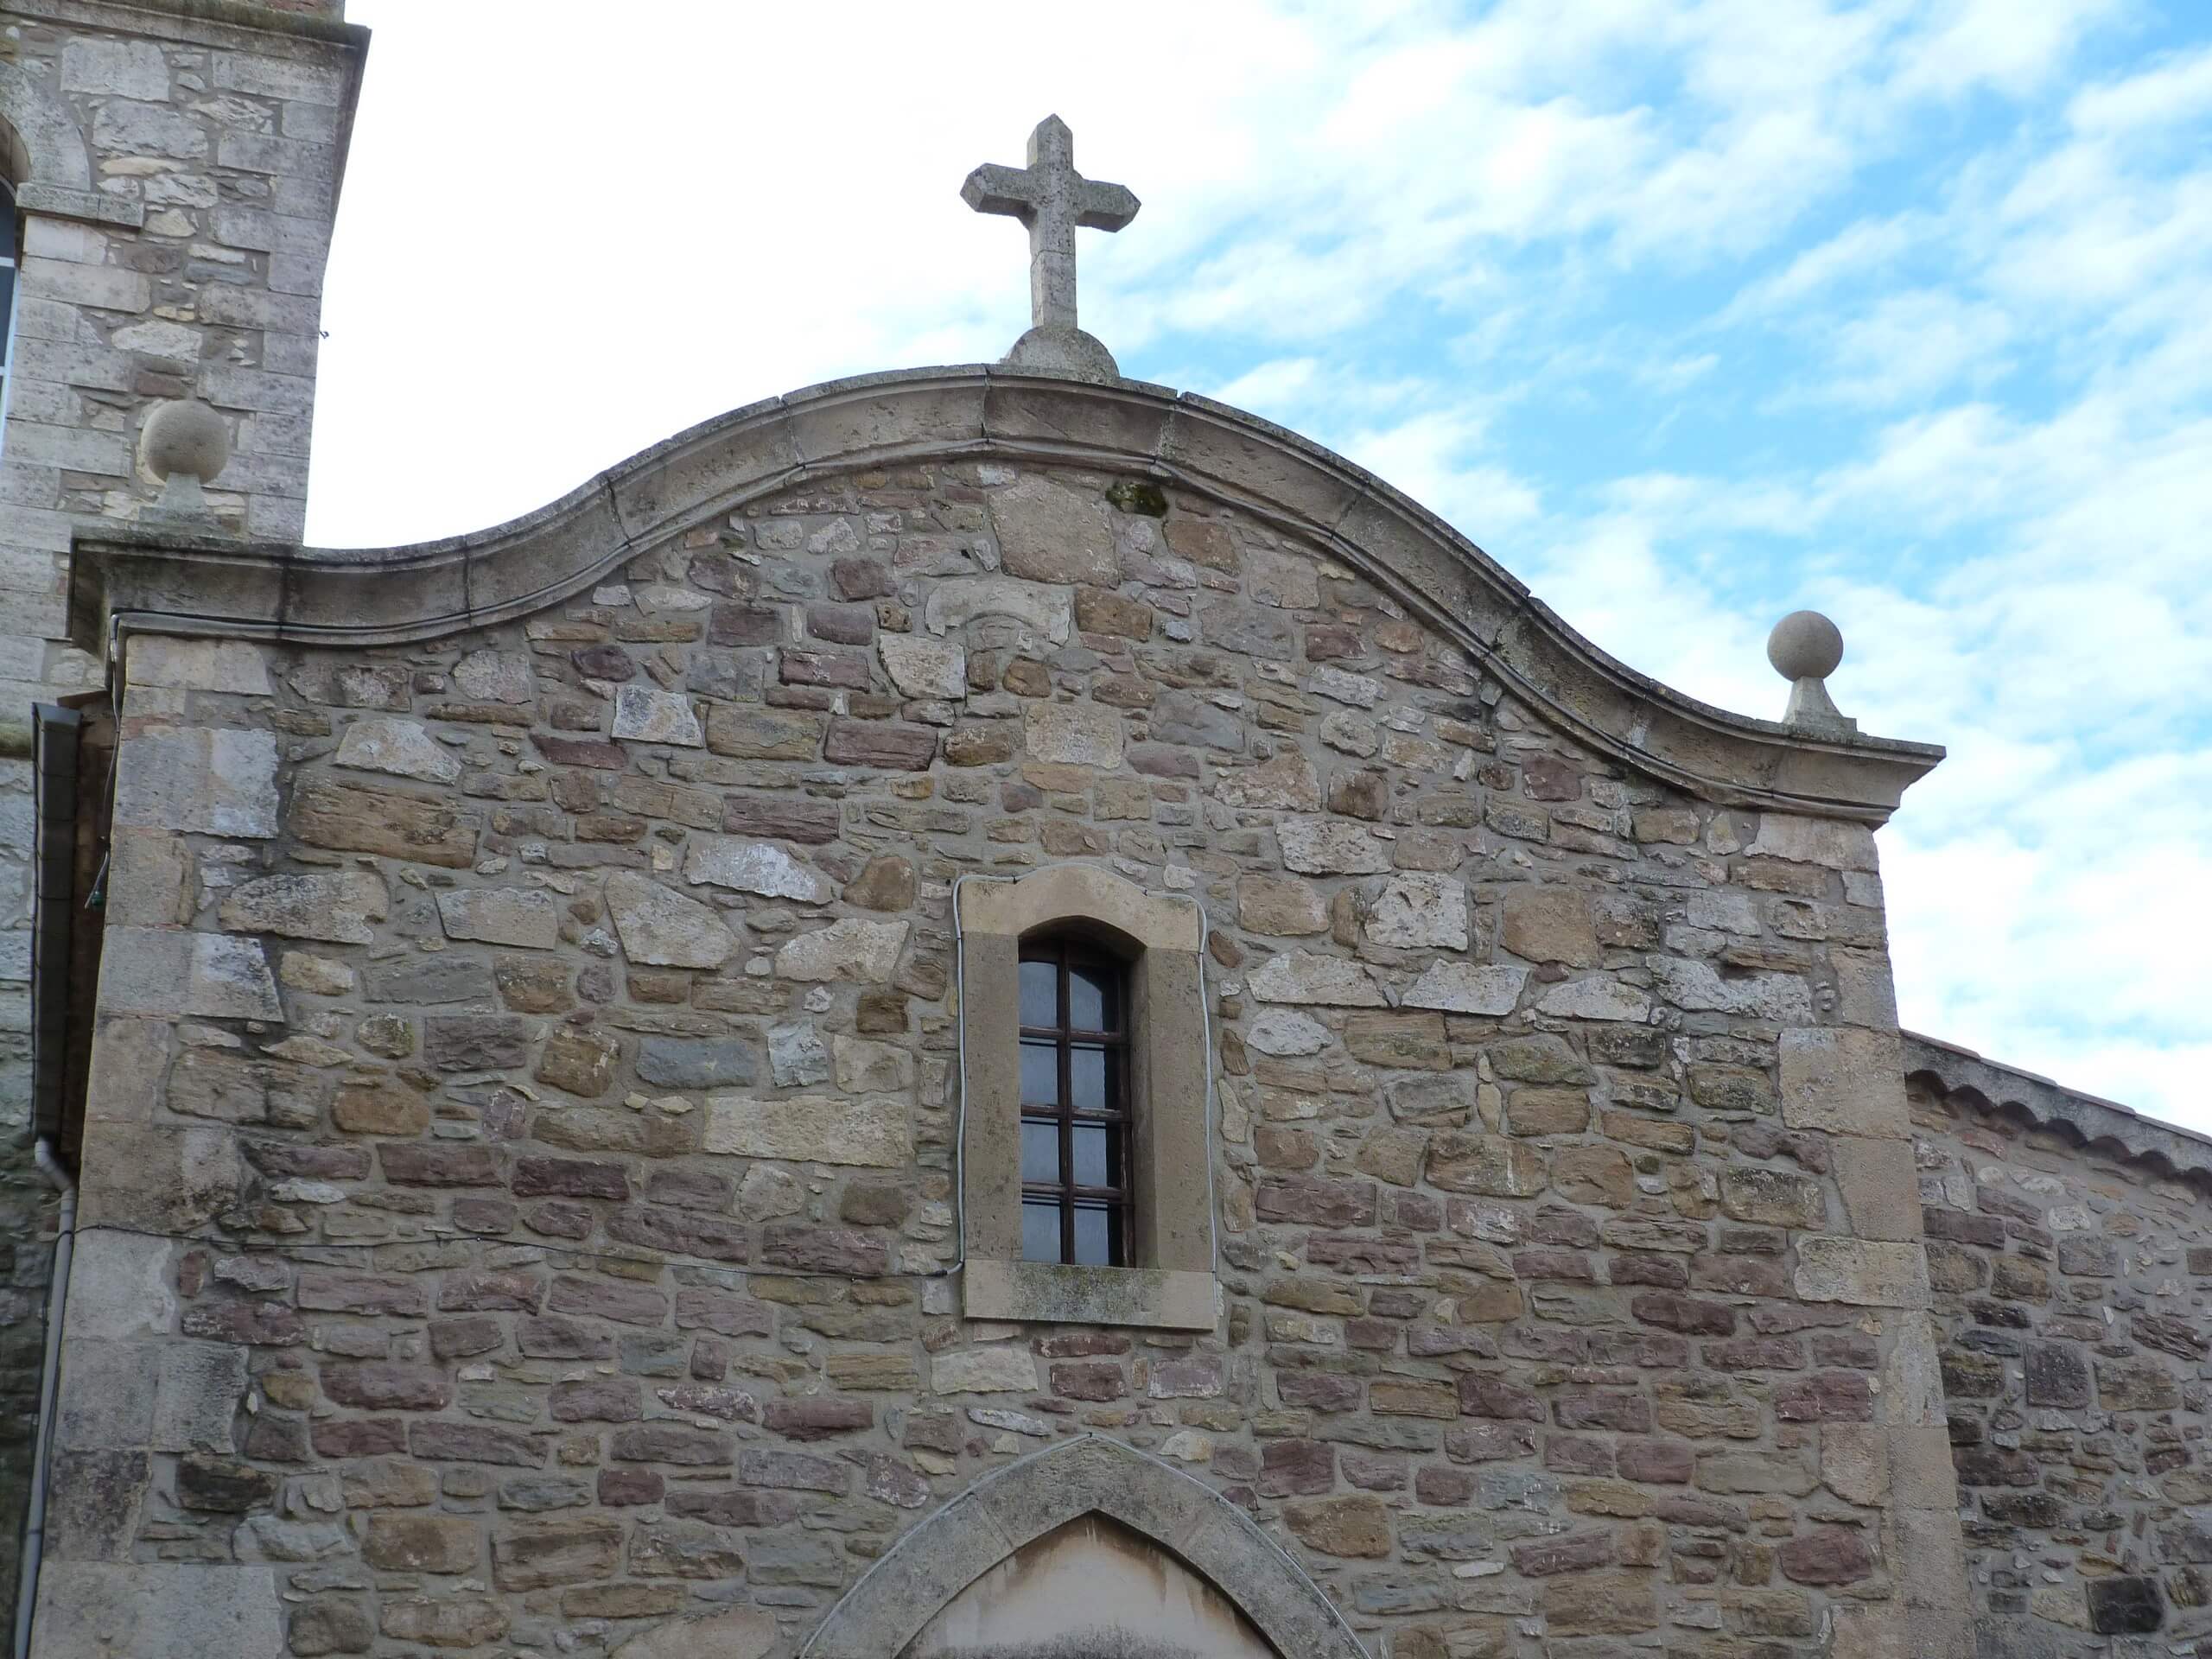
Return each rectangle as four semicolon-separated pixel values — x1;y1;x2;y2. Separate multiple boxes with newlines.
1631;1292;1736;1336
1256;1440;1334;1497
321;1363;450;1412
1777;1527;1874;1586
761;1397;874;1440
1049;1361;1128;1402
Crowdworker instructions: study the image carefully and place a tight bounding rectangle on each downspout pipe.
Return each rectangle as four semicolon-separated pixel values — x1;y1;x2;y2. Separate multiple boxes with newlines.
13;1139;75;1659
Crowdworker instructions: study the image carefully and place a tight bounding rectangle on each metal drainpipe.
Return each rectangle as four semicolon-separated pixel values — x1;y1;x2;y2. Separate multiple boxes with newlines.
17;701;86;1659
13;1140;75;1659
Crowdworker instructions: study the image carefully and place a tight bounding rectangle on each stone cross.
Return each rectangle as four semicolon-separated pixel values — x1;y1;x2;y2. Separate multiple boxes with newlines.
962;115;1139;381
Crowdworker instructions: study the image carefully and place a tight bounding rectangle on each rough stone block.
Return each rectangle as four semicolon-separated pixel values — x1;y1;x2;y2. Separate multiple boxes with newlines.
704;1095;912;1167
1779;1028;1910;1139
1833;1134;1921;1240
1794;1237;1929;1308
32;1564;284;1659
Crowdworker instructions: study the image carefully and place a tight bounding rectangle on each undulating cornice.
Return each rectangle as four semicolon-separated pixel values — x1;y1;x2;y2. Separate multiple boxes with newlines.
72;366;1944;823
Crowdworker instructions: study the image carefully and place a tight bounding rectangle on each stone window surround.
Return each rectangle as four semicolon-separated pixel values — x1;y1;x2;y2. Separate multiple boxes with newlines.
957;865;1217;1331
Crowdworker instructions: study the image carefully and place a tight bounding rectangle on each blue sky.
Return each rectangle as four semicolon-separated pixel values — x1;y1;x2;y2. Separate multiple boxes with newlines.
317;1;2211;1125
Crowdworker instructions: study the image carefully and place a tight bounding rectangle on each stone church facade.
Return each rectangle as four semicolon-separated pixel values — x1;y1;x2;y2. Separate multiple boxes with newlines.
0;7;2205;1659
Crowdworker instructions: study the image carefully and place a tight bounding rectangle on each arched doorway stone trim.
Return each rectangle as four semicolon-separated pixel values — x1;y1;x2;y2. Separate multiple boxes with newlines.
798;1433;1371;1659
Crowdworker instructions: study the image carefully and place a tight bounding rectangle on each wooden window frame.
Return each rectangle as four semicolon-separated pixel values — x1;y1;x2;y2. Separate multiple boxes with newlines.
1018;934;1133;1268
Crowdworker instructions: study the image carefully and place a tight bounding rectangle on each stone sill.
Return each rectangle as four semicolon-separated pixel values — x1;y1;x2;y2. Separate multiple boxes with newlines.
962;1258;1217;1332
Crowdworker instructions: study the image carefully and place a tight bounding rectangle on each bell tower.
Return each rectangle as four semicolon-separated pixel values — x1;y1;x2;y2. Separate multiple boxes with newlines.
0;0;366;1634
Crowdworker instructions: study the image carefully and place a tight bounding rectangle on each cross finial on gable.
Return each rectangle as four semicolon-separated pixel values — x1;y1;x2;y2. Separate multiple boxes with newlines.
962;115;1140;382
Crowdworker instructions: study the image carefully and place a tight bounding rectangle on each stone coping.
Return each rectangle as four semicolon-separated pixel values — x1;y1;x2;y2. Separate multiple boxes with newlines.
10;0;367;48
72;365;1944;822
1904;1030;2212;1188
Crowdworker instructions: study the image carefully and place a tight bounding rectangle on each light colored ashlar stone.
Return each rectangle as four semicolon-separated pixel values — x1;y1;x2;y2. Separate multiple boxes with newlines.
775;918;909;982
1535;976;1651;1022
1246;1010;1331;1057
615;1609;776;1659
929;1344;1040;1394
1216;753;1320;811
988;474;1119;584
1278;818;1389;875
1646;958;1815;1023
1360;873;1469;950
1248;951;1388;1007
1779;1027;1910;1139
612;685;705;747
335;717;461;785
1024;702;1123;767
103;929;283;1020
1402;963;1526;1015
684;836;831;903
603;872;735;969
1237;874;1327;937
766;1023;830;1088
436;888;560;950
880;635;967;700
1794;1236;1929;1308
924;576;1073;645
454;649;534;702
704;1094;912;1166
113;728;280;840
1751;811;1878;871
219;871;386;944
124;638;270;695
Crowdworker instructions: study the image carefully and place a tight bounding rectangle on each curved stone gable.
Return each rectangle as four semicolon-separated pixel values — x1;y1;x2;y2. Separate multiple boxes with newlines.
800;1435;1368;1659
75;368;1940;821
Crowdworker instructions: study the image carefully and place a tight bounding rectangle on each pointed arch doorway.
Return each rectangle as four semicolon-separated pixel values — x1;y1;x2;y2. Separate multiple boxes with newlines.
800;1436;1371;1659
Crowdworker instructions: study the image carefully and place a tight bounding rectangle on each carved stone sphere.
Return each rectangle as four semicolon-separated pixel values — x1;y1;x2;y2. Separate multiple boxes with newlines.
142;398;229;485
1767;609;1844;683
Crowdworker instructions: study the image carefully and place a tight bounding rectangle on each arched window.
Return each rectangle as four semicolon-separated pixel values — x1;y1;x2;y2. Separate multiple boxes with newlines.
957;866;1217;1330
1018;934;1132;1267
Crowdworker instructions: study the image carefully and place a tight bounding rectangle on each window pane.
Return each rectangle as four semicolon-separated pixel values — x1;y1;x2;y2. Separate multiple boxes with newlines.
1019;958;1058;1028
1071;1043;1118;1112
1072;1203;1117;1267
1020;1119;1061;1184
1069;962;1117;1031
0;269;14;367
1020;1039;1059;1107
1022;1200;1064;1264
1072;1122;1118;1190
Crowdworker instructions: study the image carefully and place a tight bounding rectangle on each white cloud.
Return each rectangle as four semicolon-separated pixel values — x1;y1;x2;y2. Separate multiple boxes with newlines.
308;2;2212;1130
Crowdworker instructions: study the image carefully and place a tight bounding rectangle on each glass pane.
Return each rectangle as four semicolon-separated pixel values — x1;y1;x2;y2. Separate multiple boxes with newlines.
1072;1123;1118;1190
1072;1203;1117;1268
1071;1043;1117;1112
0;269;14;366
1020;1119;1061;1184
1069;963;1117;1032
1020;1039;1059;1107
1022;1200;1064;1264
1019;958;1058;1028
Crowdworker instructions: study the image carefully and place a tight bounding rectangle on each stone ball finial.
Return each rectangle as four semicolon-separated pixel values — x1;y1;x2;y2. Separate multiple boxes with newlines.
143;398;229;486
1767;609;1844;683
142;399;229;517
1766;609;1854;732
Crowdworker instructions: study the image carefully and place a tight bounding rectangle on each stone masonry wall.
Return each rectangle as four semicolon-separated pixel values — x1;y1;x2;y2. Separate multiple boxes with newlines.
43;458;1955;1658
0;3;359;1627
1916;1077;2212;1655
